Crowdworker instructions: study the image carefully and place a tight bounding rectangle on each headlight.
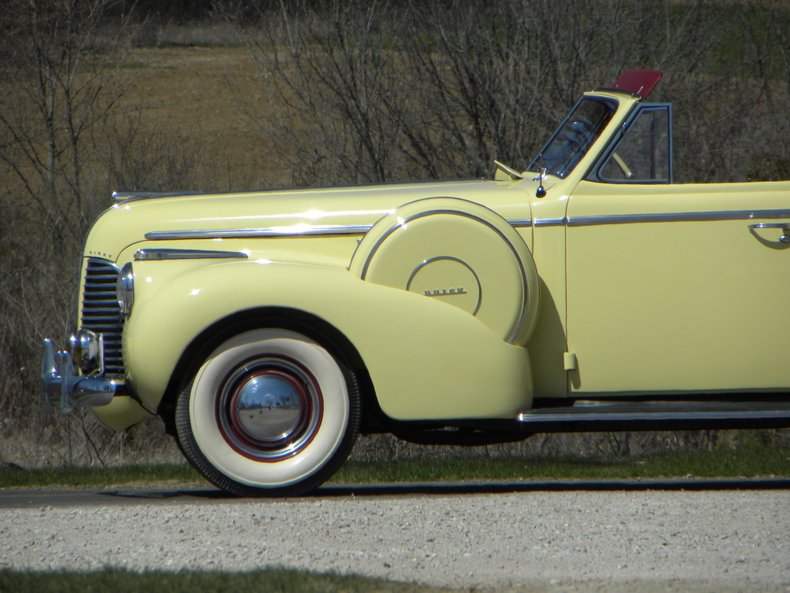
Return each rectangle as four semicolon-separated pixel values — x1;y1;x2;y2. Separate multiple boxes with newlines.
117;262;135;317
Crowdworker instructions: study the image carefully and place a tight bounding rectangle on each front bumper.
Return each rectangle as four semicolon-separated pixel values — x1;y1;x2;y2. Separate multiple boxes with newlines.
41;332;117;413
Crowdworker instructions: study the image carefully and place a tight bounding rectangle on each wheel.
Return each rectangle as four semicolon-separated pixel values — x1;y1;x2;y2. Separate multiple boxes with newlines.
175;329;360;496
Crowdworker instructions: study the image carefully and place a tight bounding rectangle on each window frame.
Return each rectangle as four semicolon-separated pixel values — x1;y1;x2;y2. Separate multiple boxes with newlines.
528;96;618;179
588;103;674;184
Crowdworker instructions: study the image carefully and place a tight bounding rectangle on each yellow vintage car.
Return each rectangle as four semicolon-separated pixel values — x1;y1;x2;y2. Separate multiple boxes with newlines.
42;70;790;495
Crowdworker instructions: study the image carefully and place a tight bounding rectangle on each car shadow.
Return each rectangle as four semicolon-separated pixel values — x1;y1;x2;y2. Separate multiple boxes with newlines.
3;478;787;509
101;477;790;502
312;477;790;497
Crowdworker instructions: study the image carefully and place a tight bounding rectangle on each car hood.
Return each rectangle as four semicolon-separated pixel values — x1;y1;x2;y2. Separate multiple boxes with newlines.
85;178;536;262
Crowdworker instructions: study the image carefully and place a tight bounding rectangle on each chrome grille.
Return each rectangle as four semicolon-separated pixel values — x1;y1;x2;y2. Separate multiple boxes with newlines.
81;258;124;376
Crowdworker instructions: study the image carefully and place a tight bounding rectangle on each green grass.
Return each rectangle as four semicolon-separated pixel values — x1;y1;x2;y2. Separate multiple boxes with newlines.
1;445;787;490
333;445;790;484
0;463;203;489
0;568;446;593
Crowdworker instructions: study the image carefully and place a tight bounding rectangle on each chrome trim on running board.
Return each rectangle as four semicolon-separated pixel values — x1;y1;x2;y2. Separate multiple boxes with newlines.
516;400;790;431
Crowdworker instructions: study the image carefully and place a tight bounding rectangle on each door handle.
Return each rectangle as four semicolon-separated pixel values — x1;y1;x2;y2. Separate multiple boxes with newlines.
749;222;790;244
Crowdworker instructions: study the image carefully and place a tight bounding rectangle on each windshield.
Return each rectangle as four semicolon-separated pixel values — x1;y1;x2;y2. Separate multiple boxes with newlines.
529;98;616;178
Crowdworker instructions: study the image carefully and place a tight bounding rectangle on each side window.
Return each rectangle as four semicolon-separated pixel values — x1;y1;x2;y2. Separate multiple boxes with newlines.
596;104;672;183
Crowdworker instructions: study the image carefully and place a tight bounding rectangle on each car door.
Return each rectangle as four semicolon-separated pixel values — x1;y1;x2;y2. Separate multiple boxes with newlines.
564;105;790;395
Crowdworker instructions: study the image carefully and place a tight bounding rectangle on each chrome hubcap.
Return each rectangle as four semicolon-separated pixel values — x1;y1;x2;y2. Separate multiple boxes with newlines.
234;372;304;442
217;357;322;461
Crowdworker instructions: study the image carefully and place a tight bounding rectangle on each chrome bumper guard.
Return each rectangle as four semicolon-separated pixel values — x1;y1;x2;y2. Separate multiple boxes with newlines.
41;337;116;413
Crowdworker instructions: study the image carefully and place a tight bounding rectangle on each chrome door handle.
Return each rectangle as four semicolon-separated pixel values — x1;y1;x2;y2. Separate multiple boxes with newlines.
749;222;790;244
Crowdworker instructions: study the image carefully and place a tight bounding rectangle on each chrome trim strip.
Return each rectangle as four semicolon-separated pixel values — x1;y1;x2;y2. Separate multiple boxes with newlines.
533;217;566;227
507;218;533;227
145;224;373;241
516;399;790;428
112;191;203;202
532;208;790;229
139;211;790;237
517;409;790;424
567;208;790;227
134;248;249;261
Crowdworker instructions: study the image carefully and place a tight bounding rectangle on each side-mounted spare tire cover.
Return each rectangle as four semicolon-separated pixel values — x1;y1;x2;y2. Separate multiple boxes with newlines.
349;197;539;345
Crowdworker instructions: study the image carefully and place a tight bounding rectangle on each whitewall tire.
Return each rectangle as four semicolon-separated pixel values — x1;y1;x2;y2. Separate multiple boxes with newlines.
175;329;360;496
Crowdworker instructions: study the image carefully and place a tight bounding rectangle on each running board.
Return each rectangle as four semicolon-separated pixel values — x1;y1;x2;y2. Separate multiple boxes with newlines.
516;400;790;431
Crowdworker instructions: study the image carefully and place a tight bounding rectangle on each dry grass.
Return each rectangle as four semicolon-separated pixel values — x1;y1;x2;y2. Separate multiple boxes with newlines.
112;46;288;191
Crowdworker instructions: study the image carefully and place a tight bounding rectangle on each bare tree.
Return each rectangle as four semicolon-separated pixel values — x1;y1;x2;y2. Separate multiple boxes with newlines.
402;0;787;182
219;0;414;185
224;0;787;186
0;0;138;464
0;0;137;238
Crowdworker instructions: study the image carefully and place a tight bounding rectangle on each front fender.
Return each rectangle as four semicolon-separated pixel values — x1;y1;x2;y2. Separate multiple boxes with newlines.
124;258;533;421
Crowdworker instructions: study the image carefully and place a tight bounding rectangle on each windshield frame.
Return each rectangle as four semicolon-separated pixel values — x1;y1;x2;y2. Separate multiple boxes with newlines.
528;96;618;178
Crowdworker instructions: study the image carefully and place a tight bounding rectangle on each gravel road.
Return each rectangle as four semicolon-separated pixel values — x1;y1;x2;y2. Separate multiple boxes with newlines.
1;488;788;592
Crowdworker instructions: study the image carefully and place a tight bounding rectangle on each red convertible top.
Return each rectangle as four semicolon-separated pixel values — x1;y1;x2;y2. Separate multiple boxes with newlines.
606;70;663;98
